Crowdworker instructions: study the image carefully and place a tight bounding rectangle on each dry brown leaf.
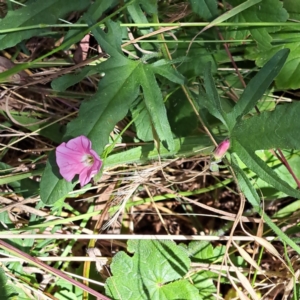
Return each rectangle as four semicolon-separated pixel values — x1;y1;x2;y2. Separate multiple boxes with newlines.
233;241;261;272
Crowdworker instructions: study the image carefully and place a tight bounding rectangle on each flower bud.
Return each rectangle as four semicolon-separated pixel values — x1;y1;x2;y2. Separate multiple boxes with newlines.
213;139;230;160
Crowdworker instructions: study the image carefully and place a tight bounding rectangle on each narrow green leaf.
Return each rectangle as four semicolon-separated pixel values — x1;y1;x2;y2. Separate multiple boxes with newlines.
106;135;213;167
197;87;223;122
0;169;43;185
63;0;118;49
0;0;89;51
247;42;300;90
232;156;300;255
131;100;153;141
273;200;300;218
228;48;289;128
231;141;300;199
135;0;157;15
51;65;99;92
151;59;185;85
249;150;300;200
127;2;150;35
202;0;262;32
138;66;175;150
205;64;228;122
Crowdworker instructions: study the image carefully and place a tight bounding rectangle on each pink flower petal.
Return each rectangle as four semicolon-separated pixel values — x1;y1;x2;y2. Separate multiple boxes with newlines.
56;136;102;185
58;161;86;182
78;168;92;187
78;152;102;187
66;135;91;153
56;144;84;165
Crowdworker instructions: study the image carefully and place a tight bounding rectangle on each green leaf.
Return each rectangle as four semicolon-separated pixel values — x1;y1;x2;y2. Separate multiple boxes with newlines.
189;0;218;20
198;64;228;126
273;199;300;218
231;140;300;199
225;0;288;50
294;284;300;300
127;1;153;36
40;135;214;204
191;271;217;300
106;135;213;166
230;101;300;198
202;0;262;32
167;90;198;138
175;42;216;78
51;65;100;92
283;0;300;20
247;42;300;90
40;151;76;205
227;48;289;128
135;0;157;15
0;0;89;50
180;241;225;298
65;20;179;152
127;2;149;25
9;115;64;143
151;59;185;84
63;0;119;48
185;241;220;263
250;150;300;200
54;278;83;300
131;100;153;141
231;102;300;151
0;267;18;299
0;162;39;198
231;156;300;255
105;240;200;300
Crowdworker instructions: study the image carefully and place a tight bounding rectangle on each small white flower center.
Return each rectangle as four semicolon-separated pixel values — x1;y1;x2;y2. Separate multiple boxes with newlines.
82;154;94;166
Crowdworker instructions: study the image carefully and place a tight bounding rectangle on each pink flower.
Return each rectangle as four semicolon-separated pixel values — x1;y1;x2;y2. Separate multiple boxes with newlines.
56;136;102;187
213;139;230;160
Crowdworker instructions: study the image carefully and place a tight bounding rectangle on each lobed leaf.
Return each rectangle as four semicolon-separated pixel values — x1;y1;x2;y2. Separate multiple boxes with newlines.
64;20;180;153
105;240;200;300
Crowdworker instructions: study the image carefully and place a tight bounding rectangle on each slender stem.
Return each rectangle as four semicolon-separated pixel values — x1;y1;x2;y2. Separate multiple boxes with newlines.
0;239;110;300
274;149;300;188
